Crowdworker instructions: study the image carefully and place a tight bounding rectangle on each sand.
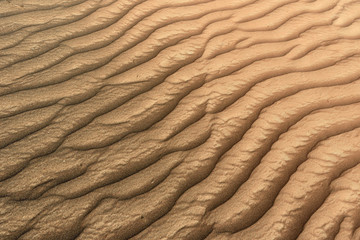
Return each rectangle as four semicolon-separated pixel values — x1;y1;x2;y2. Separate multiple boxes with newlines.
1;0;360;239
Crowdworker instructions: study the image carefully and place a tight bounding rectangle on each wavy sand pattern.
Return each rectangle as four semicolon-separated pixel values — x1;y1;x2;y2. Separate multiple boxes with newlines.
1;0;360;239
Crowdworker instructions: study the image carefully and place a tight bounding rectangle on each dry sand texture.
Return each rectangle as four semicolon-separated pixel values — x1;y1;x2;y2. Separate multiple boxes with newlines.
1;0;360;239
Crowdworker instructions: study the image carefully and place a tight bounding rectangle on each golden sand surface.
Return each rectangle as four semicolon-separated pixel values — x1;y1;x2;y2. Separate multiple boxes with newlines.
1;0;360;239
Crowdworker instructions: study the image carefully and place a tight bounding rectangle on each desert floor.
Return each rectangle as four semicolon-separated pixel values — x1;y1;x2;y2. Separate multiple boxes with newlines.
1;0;360;239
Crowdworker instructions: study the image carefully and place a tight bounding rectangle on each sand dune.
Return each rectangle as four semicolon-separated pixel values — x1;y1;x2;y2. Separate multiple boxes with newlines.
1;0;360;239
